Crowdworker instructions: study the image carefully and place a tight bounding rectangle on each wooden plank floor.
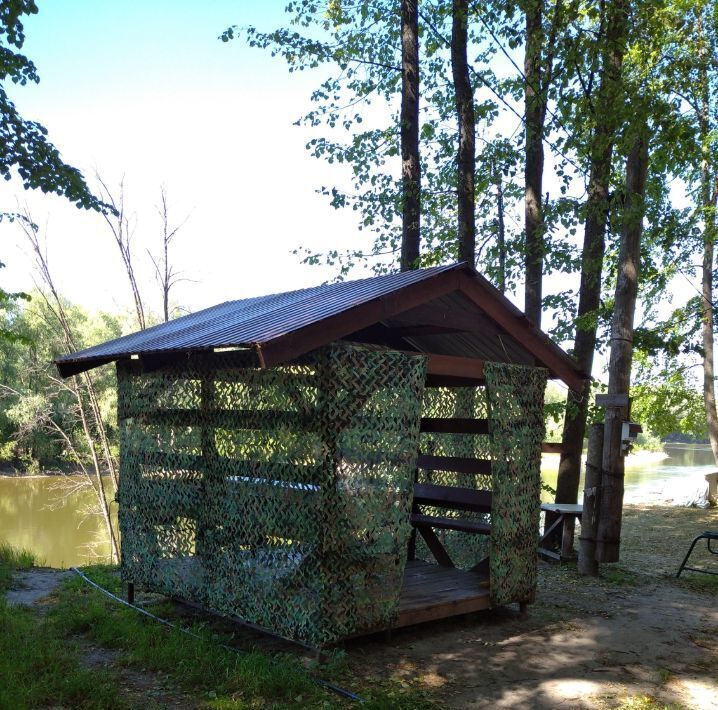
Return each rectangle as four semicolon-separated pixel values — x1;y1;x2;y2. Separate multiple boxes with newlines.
394;560;491;628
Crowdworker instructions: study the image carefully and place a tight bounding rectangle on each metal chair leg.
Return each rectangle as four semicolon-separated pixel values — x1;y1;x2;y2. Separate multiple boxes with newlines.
677;534;718;577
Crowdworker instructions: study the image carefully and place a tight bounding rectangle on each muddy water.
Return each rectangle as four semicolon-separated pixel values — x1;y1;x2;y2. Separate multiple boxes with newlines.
0;476;116;567
0;444;714;568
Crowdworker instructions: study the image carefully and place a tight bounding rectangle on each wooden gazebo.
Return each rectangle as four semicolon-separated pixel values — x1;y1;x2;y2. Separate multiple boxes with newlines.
56;263;586;649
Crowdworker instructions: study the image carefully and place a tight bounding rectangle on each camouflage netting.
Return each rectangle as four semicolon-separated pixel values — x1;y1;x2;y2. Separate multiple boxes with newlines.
117;342;427;647
485;362;547;606
416;363;547;607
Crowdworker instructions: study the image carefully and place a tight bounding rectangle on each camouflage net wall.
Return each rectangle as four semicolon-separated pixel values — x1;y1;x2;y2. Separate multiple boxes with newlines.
417;363;547;607
485;363;547;606
117;342;427;647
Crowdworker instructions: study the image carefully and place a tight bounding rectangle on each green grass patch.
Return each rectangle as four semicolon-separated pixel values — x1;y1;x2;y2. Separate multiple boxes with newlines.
674;570;718;593
0;541;36;593
51;566;435;709
0;599;126;709
600;566;639;586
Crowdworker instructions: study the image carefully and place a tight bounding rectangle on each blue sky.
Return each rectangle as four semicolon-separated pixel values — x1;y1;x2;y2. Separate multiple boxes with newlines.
1;1;365;313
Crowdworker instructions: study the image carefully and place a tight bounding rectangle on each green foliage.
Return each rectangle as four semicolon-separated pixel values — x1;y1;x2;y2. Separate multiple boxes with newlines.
0;2;100;208
49;566;435;708
0;294;122;470
0;601;126;710
631;356;708;441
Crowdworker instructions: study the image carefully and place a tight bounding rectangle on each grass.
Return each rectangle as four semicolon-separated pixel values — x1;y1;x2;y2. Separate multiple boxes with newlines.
0;602;127;709
0;546;435;708
0;542;36;593
615;695;683;710
0;542;126;709
47;566;435;709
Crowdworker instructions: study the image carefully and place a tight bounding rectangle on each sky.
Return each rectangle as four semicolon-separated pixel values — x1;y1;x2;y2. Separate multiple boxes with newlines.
1;1;366;315
0;0;701;384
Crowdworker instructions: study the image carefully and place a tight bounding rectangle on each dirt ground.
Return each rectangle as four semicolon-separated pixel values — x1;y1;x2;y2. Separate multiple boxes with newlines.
9;503;718;709
347;504;718;709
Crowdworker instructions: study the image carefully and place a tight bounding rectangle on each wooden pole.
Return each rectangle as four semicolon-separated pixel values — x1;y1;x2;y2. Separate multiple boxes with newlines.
578;423;603;576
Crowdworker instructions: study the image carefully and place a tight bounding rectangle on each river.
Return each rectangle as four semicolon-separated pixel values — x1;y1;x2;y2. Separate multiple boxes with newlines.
0;444;715;568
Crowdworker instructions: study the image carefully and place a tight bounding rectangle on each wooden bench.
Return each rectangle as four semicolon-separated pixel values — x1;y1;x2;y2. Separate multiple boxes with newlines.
409;482;492;568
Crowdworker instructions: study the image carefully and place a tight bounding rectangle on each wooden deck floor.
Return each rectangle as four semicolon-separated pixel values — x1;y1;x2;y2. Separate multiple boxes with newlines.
394;560;491;628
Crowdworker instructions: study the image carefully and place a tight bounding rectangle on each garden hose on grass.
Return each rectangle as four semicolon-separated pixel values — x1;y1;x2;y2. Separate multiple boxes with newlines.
70;567;364;703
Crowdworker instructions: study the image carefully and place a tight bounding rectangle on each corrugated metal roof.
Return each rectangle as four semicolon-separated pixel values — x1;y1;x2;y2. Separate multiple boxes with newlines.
55;262;586;388
55;263;460;367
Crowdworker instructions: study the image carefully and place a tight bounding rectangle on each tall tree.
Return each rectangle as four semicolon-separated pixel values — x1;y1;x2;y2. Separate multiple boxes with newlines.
695;7;718;464
555;0;630;507
522;0;563;327
596;120;650;562
400;0;421;271
451;0;475;264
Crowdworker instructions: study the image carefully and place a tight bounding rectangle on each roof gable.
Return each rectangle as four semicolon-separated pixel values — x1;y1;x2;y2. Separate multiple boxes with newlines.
55;263;586;390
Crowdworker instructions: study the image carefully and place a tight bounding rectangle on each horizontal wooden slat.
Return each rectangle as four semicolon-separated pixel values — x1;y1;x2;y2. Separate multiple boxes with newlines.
420;417;489;434
417;454;492;475
413;483;492;513
425;354;485;379
541;442;564;454
410;513;490;535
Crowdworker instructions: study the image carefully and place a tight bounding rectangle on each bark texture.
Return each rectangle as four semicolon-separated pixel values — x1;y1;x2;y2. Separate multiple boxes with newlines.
451;0;475;264
595;124;649;563
697;12;718;465
400;0;421;271
523;0;545;326
556;0;629;506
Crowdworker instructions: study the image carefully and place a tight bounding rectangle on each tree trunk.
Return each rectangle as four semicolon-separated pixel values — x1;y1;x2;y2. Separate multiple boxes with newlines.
400;0;421;271
451;0;475;264
495;160;506;293
595;123;649;563
555;0;629;507
697;11;718;465
578;423;603;576
523;0;544;326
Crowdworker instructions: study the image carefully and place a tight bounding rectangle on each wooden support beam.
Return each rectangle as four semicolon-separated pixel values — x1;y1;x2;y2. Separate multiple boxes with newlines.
413;482;492;513
425;353;484;379
420;417;489;434
259;270;462;368
457;271;587;392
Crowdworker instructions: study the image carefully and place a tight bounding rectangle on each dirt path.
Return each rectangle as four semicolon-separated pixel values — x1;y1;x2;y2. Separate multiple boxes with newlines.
346;504;718;709
6;567;72;608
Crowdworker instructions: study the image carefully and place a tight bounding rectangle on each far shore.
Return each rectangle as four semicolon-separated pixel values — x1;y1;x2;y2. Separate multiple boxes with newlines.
541;448;670;471
0;446;682;478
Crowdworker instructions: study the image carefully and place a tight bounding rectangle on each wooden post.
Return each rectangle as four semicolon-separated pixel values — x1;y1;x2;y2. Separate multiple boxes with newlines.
578;424;603;576
127;581;135;605
706;472;718;503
